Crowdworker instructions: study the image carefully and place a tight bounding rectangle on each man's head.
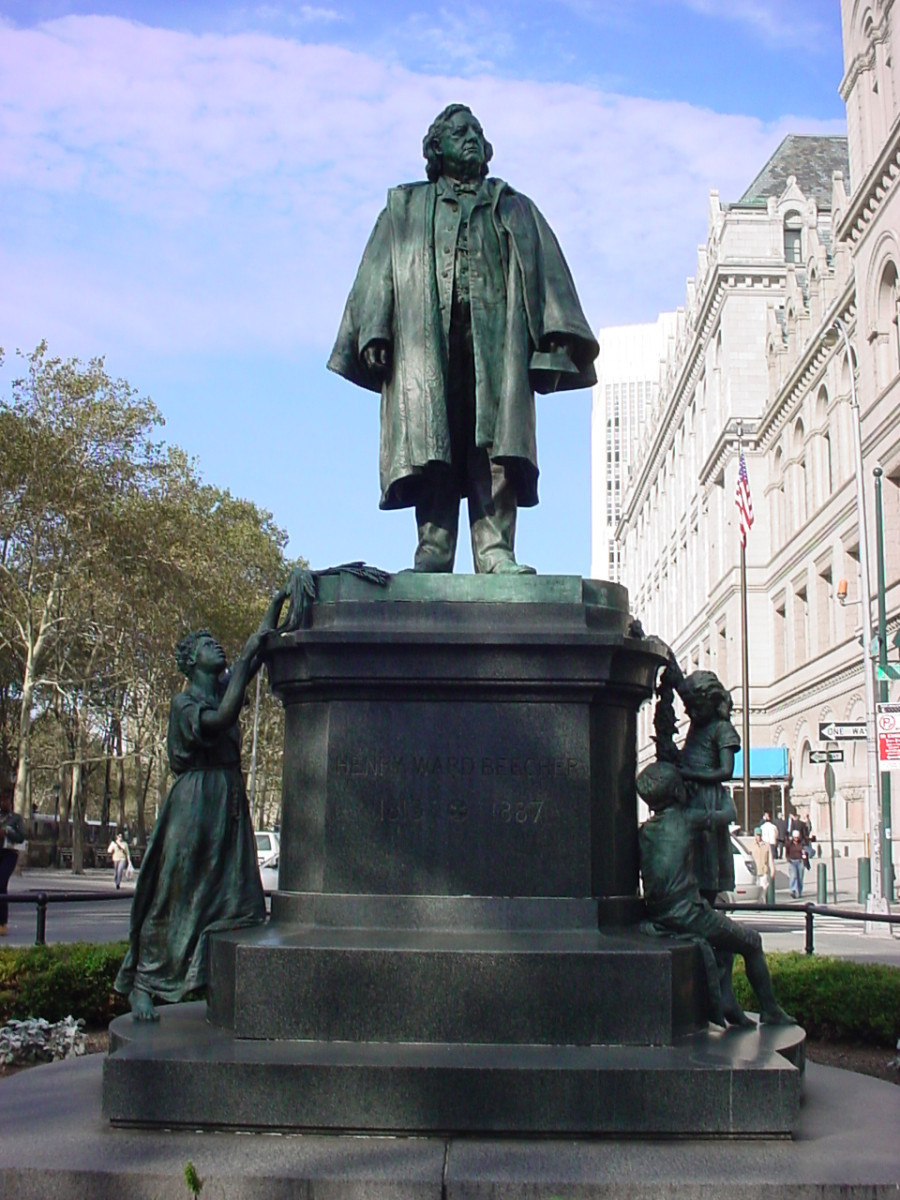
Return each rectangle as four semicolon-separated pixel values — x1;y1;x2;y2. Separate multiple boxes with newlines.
763;811;771;822
423;104;493;183
636;761;686;812
754;830;763;842
792;830;801;841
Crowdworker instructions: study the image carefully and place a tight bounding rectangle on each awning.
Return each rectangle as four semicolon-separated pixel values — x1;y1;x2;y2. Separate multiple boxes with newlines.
732;747;790;781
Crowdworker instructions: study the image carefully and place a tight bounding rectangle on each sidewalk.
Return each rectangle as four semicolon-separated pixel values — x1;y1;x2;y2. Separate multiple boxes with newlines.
9;866;137;894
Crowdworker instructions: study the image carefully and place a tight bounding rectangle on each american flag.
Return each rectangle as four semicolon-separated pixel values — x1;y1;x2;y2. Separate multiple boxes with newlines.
735;452;754;547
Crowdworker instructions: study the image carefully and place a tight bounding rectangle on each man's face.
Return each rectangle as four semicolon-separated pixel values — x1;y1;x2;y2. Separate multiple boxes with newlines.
438;110;486;181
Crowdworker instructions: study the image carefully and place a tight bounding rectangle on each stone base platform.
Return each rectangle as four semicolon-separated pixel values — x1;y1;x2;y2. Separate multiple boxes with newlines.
5;1054;900;1200
103;1001;805;1136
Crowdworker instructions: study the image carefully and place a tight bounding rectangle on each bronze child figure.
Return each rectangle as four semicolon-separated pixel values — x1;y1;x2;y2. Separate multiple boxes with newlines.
329;103;598;574
115;589;286;1021
637;760;793;1028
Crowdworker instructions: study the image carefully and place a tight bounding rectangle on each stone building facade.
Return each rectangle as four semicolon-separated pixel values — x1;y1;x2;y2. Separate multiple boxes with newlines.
613;0;900;868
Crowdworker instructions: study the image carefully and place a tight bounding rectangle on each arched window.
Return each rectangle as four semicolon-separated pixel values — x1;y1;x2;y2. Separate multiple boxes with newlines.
772;446;785;545
784;212;803;264
793;419;808;524
877;260;900;380
816;385;833;494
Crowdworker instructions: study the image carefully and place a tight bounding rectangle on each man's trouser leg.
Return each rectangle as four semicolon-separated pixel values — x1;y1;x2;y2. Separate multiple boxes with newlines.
414;468;460;572
467;449;533;574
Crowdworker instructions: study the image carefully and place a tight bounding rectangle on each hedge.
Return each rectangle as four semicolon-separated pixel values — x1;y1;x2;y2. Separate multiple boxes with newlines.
1;944;898;1046
0;943;130;1026
733;952;900;1046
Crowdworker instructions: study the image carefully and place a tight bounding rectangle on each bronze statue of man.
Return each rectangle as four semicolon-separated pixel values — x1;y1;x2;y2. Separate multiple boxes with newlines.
328;104;598;574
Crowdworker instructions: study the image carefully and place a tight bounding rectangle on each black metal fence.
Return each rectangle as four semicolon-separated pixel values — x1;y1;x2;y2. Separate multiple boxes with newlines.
717;900;899;954
5;890;899;951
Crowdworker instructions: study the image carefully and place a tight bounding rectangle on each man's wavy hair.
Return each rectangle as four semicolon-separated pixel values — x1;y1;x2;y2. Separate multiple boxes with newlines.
423;104;493;183
175;629;213;679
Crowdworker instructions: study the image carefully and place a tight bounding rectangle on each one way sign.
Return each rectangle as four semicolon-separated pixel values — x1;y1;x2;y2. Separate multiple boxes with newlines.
818;721;867;741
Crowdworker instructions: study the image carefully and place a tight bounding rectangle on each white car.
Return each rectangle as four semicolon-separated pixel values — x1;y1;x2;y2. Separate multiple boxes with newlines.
255;831;280;894
255;830;280;868
718;834;763;905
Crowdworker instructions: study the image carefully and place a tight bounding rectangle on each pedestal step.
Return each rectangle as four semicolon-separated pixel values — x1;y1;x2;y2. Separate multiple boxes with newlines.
207;924;708;1044
104;1003;804;1137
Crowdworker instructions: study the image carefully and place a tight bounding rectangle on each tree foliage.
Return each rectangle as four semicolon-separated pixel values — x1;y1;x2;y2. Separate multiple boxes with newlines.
0;344;293;865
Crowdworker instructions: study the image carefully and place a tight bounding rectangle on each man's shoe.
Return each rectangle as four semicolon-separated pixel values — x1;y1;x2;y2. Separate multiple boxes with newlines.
487;559;537;575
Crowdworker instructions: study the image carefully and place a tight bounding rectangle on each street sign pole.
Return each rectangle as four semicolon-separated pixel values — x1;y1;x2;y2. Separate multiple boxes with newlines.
874;468;894;898
824;762;838;905
833;317;885;923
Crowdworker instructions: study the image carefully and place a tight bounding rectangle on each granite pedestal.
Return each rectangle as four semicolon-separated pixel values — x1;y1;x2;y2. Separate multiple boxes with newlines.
103;576;805;1135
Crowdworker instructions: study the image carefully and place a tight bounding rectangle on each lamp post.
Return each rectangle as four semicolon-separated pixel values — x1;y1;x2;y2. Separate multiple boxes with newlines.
829;317;886;914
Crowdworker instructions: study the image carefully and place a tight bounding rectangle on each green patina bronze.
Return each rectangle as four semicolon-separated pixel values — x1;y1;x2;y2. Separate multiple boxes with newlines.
115;588;287;1021
328;103;598;575
637;760;793;1029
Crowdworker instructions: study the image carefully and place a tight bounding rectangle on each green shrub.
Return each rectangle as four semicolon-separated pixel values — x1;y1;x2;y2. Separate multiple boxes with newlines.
733;952;900;1046
0;943;130;1025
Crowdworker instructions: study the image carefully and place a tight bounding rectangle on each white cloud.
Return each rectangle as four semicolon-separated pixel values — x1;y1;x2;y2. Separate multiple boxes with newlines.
669;0;829;47
252;4;345;26
0;15;844;359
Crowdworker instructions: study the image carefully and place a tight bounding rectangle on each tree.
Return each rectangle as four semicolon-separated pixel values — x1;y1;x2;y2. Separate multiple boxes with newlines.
0;343;167;819
0;343;295;868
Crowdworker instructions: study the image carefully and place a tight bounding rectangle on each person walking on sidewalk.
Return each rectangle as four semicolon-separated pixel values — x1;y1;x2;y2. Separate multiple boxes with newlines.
760;812;779;860
0;826;19;936
108;832;132;889
785;829;809;899
751;829;775;901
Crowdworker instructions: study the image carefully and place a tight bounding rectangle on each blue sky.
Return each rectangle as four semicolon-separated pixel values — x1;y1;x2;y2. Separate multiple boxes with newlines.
0;1;846;576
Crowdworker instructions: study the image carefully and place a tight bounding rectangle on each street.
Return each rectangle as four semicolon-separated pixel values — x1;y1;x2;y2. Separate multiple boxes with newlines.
4;862;898;964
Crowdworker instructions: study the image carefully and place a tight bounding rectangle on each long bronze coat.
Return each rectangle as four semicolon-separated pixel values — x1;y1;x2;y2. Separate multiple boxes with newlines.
328;177;598;510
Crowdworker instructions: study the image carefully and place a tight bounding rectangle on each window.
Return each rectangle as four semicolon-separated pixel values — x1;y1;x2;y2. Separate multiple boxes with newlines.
773;597;787;678
876;260;900;383
784;213;803;264
794;584;809;665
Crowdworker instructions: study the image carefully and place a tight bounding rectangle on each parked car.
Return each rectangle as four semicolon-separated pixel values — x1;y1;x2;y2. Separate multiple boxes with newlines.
718;833;762;904
259;855;279;894
255;830;280;868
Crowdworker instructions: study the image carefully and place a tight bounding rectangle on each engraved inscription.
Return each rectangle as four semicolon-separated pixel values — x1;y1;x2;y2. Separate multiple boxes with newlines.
334;753;582;779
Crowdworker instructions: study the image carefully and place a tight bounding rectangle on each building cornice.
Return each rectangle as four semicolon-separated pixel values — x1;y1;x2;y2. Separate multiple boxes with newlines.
834;116;900;247
755;283;856;450
621;265;788;527
839;4;895;100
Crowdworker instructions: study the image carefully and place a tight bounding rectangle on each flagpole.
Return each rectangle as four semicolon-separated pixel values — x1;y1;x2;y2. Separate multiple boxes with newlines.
738;425;751;832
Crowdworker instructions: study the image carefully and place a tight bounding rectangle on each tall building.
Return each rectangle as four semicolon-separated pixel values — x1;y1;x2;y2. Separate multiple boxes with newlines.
608;0;900;876
590;315;676;581
611;107;900;864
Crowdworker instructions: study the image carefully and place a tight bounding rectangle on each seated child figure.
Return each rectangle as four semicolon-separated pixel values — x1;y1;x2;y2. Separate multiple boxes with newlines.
637;760;793;1028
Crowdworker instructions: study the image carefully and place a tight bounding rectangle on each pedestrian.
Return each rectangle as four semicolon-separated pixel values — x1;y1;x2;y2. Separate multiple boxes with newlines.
107;832;132;889
751;829;775;901
774;814;787;859
760;811;779;859
0;830;18;936
785;829;809;899
786;811;809;844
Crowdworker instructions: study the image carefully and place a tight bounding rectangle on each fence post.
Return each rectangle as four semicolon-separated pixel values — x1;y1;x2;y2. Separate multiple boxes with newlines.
35;892;47;946
817;863;827;905
858;856;871;903
804;904;814;955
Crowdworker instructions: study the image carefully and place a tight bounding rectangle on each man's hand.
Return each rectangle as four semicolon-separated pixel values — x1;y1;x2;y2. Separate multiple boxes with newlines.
545;336;575;359
362;340;391;378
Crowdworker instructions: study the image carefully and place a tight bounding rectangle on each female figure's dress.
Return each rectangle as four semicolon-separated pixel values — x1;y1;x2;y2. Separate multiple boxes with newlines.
115;689;265;1001
679;716;740;895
